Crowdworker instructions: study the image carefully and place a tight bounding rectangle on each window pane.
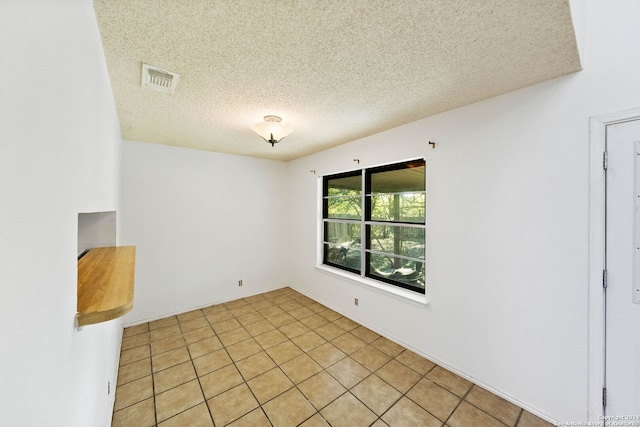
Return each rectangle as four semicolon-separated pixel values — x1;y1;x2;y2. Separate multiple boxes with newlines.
368;253;425;291
369;192;425;223
368;225;424;259
370;162;424;194
327;196;362;219
324;244;361;271
325;173;362;219
326;174;361;196
324;222;361;271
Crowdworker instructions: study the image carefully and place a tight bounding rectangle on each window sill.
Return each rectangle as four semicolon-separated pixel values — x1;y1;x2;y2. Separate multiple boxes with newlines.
315;265;429;307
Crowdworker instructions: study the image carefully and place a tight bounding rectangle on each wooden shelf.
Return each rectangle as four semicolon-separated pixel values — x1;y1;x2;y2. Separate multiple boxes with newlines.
77;246;135;327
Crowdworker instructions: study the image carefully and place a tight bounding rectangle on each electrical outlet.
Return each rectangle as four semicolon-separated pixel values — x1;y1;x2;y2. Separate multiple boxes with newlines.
354;298;359;306
238;280;243;287
108;380;111;396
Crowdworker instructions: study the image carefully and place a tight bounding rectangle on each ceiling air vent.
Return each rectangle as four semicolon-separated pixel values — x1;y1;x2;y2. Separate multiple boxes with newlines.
141;63;179;94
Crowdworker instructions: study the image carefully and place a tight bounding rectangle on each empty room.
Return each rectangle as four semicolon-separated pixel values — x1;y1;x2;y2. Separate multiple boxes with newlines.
2;0;640;426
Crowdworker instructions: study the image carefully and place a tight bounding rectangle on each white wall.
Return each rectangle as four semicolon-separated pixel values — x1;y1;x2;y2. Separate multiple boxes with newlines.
120;141;290;323
287;0;640;422
0;1;123;426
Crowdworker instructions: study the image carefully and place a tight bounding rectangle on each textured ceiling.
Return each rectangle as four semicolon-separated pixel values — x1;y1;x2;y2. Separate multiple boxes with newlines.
93;0;581;161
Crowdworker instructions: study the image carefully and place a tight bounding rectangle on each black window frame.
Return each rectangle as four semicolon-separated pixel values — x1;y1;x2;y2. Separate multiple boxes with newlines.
322;159;426;295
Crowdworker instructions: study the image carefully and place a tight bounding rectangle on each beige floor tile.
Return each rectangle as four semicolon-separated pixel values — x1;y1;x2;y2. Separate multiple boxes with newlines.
280;353;323;384
243;293;267;304
326;357;370;389
370;420;389;427
406;378;460;421
236;311;265;326
236;351;277;380
120;345;150;366
351;345;391;372
517;410;553;427
157;402;213;427
331;333;367;355
248;299;274;311
371;336;405;357
177;309;204;322
306;302;328;314
201;304;227;316
225;299;250;309
205;310;234;324
299;413;331;427
292;331;327;352
227;408;272;427
381;397;442;427
320;392;377;427
176;310;204;323
254;329;289;349
182;325;215;345
187;336;222;359
258;306;286;318
123;323;149;338
395;349;436;375
279;300;303;311
466;385;521;426
426;366;473;397
308;342;347;368
218;327;251;346
151;334;186;356
117;358;151;385
149;316;178;330
245;319;276;336
153;360;197;394
448;401;507;427
270;313;298;328
192;348;233;376
207;383;259;426
315;322;346;341
112;397;155;427
152;346;190;373
350;326;381;343
121;332;150;350
212;318;241;334
199;364;244;399
298;371;347;410
279;321;310;339
333;317;360;331
376;359;422;393
351;374;402;415
229;304;255;317
114;375;154;411
289;306;315;320
300;313;329;329
156;379;205;423
180;316;211;334
318;309;342;322
262;388;317;427
226;338;263;361
266;340;304;365
247;367;294;404
149;324;182;342
179;317;210;333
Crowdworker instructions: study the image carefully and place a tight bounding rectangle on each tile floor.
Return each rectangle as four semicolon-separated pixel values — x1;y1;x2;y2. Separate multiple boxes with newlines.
112;287;552;427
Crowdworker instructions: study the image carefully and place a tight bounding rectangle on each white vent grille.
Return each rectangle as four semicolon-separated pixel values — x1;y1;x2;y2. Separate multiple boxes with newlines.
141;64;179;94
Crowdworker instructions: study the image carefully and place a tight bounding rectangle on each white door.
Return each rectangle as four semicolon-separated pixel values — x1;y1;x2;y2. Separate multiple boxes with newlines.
605;118;640;415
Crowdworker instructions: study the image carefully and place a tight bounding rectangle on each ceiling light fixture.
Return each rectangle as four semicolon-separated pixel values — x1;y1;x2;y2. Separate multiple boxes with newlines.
251;115;294;147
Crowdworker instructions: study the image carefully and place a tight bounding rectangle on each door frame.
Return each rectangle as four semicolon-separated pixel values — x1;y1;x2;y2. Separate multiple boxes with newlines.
588;107;640;419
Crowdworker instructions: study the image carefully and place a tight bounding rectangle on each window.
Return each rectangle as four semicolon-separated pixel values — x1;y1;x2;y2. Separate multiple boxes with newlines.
322;159;426;294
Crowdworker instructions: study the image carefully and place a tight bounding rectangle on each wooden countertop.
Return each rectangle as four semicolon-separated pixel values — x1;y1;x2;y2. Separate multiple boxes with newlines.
77;246;135;327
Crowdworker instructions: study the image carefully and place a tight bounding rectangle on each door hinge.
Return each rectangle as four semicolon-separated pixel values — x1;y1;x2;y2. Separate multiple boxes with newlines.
603;269;608;288
603;387;607;408
603;151;608;170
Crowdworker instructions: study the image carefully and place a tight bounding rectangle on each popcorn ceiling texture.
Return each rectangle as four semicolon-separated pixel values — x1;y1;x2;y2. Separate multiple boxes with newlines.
93;0;581;161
